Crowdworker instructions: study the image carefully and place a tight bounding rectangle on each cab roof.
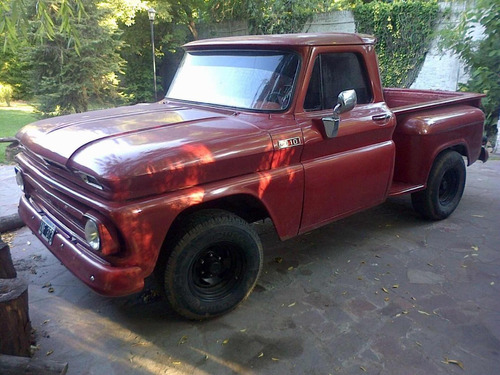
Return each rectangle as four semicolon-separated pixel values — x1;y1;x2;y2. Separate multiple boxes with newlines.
184;33;376;50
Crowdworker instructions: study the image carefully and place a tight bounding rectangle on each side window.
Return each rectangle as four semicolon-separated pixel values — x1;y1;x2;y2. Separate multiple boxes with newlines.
304;52;372;111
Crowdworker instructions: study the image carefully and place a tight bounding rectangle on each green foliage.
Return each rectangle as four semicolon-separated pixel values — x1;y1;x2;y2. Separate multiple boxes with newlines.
29;2;126;115
353;0;440;88
0;48;33;100
0;82;13;106
441;0;499;139
247;0;324;34
0;0;87;53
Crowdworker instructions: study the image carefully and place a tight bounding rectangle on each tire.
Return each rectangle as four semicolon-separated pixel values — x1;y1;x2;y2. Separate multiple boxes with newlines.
411;150;466;220
161;209;263;320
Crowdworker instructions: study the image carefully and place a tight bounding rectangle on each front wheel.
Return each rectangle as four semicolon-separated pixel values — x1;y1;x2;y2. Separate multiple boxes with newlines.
160;210;263;320
411;150;466;220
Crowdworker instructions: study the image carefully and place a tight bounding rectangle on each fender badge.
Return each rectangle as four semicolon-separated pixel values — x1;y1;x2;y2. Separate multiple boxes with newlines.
278;137;302;149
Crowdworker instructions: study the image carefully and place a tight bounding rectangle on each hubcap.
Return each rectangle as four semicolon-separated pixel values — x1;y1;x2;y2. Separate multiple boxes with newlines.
190;243;244;301
439;169;459;206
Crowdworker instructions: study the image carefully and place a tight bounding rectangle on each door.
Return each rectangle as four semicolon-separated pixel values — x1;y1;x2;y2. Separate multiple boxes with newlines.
297;49;396;233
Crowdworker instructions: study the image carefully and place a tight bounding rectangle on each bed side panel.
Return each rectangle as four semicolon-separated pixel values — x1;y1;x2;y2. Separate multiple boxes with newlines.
393;105;484;186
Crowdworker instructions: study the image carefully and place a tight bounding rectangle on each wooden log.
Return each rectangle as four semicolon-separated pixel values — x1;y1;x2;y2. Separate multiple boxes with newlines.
0;277;32;357
0;137;18;143
0;239;17;278
0;213;25;234
0;354;68;375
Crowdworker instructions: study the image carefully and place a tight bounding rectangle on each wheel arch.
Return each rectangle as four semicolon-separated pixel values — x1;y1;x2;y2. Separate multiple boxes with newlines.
158;193;273;260
422;142;469;187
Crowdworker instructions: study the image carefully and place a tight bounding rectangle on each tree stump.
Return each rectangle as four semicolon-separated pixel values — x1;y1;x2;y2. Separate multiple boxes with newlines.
0;239;32;357
0;240;17;278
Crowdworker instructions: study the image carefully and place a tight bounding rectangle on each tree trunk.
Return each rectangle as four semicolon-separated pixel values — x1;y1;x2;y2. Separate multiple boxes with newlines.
0;354;68;375
0;240;32;357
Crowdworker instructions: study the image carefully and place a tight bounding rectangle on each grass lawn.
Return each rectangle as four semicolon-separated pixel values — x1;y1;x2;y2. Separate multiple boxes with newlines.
0;102;38;164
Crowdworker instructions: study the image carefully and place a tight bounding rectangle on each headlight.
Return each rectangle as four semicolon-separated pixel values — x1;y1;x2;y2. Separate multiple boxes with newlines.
15;167;25;192
84;219;101;251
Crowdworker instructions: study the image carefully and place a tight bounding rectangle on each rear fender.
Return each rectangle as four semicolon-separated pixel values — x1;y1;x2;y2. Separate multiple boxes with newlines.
392;104;484;186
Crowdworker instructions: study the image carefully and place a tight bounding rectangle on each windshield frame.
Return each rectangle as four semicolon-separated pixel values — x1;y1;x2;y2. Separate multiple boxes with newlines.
165;49;302;113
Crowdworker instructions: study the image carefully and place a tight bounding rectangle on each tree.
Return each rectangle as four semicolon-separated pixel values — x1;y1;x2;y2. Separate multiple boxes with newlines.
29;1;125;114
441;0;499;140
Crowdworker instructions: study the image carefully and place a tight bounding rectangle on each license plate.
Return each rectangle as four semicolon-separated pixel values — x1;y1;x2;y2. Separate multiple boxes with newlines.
39;216;56;245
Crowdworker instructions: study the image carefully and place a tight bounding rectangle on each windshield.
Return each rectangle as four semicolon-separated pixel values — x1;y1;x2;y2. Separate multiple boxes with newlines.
166;50;300;111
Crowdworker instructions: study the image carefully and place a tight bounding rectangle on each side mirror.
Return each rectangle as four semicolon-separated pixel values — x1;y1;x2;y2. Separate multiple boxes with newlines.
322;89;357;138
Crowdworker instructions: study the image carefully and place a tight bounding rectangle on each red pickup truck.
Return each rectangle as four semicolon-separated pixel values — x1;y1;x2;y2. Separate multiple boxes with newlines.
15;33;488;319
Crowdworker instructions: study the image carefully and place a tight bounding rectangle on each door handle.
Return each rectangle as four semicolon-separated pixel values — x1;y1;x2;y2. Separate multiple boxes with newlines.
372;113;391;121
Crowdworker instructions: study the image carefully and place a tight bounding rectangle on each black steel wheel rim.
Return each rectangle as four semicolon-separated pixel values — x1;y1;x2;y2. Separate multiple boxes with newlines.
439;169;459;206
189;243;245;301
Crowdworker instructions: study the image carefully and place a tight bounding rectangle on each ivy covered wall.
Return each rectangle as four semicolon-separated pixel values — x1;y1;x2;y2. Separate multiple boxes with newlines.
353;0;440;88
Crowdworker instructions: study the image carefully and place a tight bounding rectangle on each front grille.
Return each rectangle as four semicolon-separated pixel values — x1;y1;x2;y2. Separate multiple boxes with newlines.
19;151;91;244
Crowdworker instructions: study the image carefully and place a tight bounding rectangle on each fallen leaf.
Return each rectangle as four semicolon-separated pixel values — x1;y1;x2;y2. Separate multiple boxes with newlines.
46;350;54;356
381;287;389;294
43;320;50;325
222;339;229;345
442;357;464;370
271;357;279;361
384;297;390;302
178;335;188;345
274;257;283;264
240;328;247;333
392;284;399;288
360;366;367;372
288;266;294;271
471;245;479;251
42;282;52;288
418;310;431;316
258;352;264;358
288;302;296;307
48;287;55;293
172;361;182;365
471;214;484;218
427;263;433;267
490;282;495;286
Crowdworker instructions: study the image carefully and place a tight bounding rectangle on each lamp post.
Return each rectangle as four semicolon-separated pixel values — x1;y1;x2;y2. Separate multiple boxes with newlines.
148;7;157;101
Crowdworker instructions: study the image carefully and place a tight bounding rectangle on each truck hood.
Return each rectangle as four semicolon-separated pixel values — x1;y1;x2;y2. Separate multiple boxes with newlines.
17;102;274;199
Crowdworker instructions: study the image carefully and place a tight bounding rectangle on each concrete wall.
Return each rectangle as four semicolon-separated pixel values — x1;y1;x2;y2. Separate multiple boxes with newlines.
198;20;249;40
411;2;471;91
303;11;355;33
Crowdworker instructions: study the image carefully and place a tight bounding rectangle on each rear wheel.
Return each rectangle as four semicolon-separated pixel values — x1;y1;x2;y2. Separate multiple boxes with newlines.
411;150;466;220
160;210;263;320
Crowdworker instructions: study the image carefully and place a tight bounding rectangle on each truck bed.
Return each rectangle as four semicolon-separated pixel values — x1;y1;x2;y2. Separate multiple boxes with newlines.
383;88;484;115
